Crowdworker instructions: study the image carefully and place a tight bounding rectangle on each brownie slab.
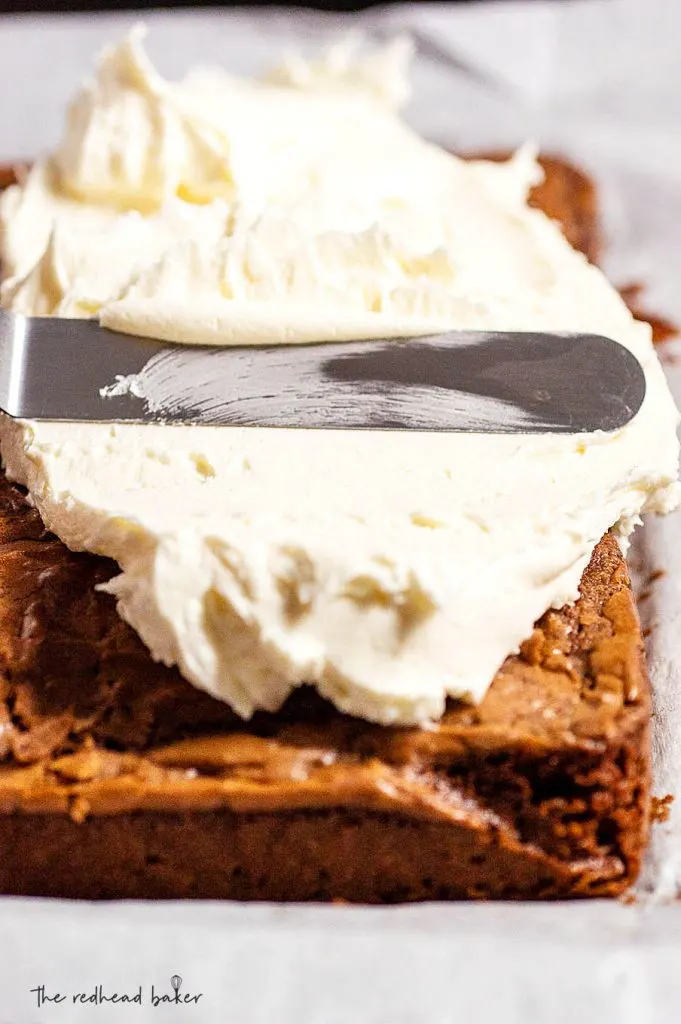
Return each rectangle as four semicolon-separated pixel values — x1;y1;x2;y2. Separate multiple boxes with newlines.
0;156;652;899
0;473;651;900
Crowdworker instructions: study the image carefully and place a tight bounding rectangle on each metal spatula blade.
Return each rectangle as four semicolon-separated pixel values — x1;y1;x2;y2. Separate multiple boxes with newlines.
0;308;645;433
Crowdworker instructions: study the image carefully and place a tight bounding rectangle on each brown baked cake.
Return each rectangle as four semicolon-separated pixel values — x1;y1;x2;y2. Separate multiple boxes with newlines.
0;158;652;900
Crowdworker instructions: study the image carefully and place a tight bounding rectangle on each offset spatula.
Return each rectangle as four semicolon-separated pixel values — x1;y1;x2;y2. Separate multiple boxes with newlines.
0;308;645;433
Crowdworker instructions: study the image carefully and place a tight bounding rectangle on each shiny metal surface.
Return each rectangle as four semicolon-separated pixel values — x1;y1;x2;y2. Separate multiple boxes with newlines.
0;308;646;432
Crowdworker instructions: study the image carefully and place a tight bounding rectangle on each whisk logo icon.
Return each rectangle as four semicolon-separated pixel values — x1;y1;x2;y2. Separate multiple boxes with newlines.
150;974;203;1006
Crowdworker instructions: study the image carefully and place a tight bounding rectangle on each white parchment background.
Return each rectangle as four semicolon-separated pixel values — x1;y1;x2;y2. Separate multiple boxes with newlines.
0;1;681;1020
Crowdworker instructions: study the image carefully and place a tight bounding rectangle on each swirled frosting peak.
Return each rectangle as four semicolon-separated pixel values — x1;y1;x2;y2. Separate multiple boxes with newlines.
55;26;234;210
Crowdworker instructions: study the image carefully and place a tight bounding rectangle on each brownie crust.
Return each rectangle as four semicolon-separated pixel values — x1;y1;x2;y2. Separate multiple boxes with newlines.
0;157;651;900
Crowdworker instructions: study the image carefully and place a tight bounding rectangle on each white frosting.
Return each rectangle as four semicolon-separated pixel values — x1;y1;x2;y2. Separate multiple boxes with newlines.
56;26;235;210
0;30;678;725
1;29;547;347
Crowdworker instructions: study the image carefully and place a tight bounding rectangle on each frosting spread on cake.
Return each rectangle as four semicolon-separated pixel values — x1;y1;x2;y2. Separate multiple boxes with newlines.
0;29;678;725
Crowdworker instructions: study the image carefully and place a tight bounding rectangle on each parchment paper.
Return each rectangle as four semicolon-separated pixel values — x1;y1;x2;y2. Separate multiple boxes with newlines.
0;2;680;1020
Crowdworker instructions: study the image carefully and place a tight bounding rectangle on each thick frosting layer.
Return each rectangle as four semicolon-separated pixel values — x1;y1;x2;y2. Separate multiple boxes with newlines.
0;30;678;725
